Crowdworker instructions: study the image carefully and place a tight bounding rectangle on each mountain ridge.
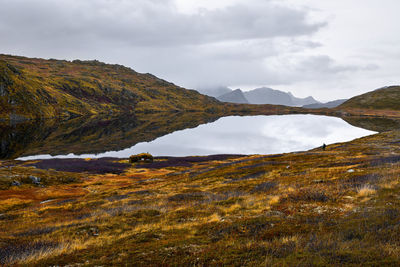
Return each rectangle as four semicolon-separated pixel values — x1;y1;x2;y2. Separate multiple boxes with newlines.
303;99;347;109
217;89;249;104
215;86;319;107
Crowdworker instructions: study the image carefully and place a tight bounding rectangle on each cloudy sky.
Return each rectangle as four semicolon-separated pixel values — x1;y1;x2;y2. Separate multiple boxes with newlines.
0;0;399;101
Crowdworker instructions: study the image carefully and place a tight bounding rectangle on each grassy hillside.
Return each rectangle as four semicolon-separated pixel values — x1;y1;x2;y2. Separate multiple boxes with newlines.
0;54;222;120
1;130;400;265
340;85;400;111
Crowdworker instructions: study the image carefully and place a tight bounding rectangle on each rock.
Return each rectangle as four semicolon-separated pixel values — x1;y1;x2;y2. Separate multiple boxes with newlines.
314;207;325;214
0;84;8;96
9;113;28;122
347;169;355;173
265;211;285;217
11;180;21;186
89;227;99;236
29;176;41;185
40;199;55;204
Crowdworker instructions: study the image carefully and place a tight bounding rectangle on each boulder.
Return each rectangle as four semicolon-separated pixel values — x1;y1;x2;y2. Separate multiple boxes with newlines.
29;176;41;185
11;180;21;186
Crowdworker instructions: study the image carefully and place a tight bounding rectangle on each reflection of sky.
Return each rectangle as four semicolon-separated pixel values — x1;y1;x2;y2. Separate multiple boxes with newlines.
19;115;377;160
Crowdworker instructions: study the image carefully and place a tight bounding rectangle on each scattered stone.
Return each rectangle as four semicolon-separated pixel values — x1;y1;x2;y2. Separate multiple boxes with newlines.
11;180;21;186
137;178;162;183
29;175;41;185
313;179;325;184
132;190;153;196
40;199;55;204
89;227;99;236
265;210;285;217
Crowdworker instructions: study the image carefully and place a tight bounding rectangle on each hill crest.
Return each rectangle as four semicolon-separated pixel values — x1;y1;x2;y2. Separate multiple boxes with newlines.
0;54;222;120
339;85;400;111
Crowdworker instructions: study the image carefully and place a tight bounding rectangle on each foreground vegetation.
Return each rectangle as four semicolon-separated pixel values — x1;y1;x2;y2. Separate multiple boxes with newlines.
1;53;400;265
1;128;400;266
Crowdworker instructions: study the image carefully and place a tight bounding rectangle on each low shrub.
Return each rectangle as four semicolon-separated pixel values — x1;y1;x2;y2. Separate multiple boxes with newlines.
286;188;330;202
129;153;154;163
251;181;278;193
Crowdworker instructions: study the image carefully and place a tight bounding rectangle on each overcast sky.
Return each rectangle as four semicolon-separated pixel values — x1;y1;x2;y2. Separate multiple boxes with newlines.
0;0;399;101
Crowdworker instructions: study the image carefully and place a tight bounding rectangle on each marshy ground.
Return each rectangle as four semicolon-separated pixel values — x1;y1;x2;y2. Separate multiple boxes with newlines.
1;130;400;266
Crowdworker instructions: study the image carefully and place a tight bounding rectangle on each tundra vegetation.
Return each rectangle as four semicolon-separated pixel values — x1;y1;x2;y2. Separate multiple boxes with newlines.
0;130;400;266
1;54;400;266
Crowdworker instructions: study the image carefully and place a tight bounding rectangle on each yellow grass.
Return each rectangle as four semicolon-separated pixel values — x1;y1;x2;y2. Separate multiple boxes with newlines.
357;185;377;197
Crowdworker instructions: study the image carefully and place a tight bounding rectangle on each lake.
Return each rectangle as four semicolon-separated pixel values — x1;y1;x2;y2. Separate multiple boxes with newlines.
18;114;377;160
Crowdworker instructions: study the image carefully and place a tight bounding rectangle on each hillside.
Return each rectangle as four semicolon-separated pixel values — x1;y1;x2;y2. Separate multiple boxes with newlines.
0;54;222;120
339;86;400;111
217;89;249;104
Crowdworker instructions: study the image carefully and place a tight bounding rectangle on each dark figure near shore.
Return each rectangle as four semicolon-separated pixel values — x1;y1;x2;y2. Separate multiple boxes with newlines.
322;143;326;151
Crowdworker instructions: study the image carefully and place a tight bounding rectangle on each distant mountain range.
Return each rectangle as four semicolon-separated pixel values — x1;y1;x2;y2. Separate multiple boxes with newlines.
217;89;249;104
303;99;348;109
210;87;320;107
196;86;232;98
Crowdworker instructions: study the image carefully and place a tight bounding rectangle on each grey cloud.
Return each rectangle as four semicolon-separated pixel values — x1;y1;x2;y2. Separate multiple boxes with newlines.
296;55;380;74
0;0;324;48
0;0;381;99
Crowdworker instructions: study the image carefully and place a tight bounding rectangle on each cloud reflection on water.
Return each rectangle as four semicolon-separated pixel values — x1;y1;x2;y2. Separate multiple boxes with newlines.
20;115;376;159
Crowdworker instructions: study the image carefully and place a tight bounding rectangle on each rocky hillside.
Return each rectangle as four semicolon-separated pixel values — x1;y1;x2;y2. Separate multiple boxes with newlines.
339;86;400;111
0;54;222;120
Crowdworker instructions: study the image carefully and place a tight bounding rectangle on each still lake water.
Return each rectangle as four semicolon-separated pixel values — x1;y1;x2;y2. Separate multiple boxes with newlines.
19;115;376;160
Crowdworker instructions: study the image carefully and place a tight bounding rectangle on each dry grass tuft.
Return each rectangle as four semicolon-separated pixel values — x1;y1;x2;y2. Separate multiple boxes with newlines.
357;184;377;197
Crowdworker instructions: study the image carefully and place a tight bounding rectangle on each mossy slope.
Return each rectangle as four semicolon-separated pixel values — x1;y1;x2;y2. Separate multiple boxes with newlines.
340;85;400;111
0;54;221;120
